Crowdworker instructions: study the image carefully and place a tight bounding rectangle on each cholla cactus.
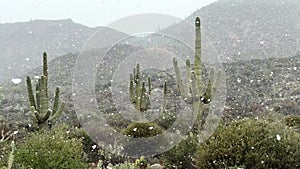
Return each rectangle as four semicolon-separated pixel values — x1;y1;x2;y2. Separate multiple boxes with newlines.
173;17;221;133
26;52;65;130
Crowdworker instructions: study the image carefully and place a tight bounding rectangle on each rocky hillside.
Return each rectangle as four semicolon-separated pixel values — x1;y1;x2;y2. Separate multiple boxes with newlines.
1;47;299;125
162;0;300;62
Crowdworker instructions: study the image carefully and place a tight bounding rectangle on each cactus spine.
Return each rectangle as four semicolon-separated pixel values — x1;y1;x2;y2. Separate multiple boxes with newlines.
173;17;221;132
26;52;65;130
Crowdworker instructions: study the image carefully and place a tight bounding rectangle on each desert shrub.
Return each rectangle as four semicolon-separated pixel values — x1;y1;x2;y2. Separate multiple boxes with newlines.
123;122;162;138
285;115;300;132
95;157;149;169
196;118;300;169
122;122;163;157
14;124;89;169
0;122;18;168
106;113;131;131
162;135;198;169
0;141;11;168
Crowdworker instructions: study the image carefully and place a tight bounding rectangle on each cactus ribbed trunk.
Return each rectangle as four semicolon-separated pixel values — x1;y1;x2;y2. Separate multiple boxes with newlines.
40;75;49;116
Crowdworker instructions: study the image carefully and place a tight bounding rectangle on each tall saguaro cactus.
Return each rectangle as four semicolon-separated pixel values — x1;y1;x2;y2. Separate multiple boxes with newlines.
173;17;221;133
26;52;65;130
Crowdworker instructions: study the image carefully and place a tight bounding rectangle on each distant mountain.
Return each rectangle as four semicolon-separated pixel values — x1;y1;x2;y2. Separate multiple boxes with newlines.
0;19;127;83
162;0;300;62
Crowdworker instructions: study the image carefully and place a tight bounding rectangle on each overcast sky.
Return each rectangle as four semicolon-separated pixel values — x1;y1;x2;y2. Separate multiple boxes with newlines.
0;0;218;27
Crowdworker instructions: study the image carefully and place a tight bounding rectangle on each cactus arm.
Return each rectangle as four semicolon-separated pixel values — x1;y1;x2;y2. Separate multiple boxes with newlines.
49;102;65;121
26;76;36;109
148;76;151;95
140;82;147;112
203;80;212;103
36;84;41;113
49;87;64;122
133;68;136;83
29;106;38;125
52;87;60;114
162;81;167;113
186;59;192;94
129;73;135;103
42;110;51;121
135;65;141;112
34;111;42;123
173;58;187;100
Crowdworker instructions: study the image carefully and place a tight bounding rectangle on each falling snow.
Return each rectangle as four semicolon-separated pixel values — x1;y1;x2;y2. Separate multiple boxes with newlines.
276;134;281;141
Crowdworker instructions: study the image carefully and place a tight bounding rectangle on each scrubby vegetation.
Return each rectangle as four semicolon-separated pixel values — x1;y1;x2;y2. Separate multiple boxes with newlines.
196;118;300;169
14;125;88;169
123;122;163;138
162;135;198;169
285;115;300;132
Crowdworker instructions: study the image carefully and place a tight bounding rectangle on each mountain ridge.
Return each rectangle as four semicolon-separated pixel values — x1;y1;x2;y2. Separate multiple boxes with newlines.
162;0;300;62
0;18;127;83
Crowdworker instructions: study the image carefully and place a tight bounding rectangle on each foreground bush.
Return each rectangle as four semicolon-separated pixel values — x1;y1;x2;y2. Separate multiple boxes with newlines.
14;125;88;169
196;118;300;169
162;135;198;169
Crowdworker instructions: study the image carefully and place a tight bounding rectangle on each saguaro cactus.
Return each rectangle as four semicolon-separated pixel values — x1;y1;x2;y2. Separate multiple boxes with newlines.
26;52;65;130
129;63;169;113
129;63;151;112
173;17;221;132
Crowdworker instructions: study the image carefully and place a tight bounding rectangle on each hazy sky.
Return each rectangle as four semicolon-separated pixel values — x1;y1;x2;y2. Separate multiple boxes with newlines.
0;0;218;27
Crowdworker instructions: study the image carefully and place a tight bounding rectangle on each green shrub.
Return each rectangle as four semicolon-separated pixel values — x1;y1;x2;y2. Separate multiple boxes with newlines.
0;122;17;168
122;122;163;157
123;122;162;138
162;135;198;169
196;118;300;169
285;115;300;132
14;125;89;169
0;141;11;168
